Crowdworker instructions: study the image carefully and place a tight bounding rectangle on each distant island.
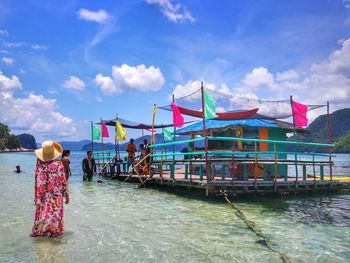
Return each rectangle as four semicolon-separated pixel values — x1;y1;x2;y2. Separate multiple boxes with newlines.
0;122;37;152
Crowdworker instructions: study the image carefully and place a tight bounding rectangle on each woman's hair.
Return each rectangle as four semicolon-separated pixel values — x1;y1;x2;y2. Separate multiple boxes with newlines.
62;150;71;158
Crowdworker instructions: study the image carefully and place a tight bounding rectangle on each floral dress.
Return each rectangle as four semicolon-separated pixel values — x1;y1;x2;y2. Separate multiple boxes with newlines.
31;160;69;237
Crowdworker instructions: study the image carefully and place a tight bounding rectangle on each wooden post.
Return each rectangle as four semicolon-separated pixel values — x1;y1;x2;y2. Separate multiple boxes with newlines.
91;121;94;153
254;141;258;185
100;117;105;168
149;104;157;176
231;141;235;185
327;101;333;180
290;95;299;182
274;144;277;188
312;153;316;182
115;114;120;161
172;95;176;179
303;164;307;181
201;82;210;196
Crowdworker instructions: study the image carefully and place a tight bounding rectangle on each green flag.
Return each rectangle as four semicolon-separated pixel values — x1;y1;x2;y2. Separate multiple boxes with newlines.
163;128;173;141
92;124;101;140
203;89;218;119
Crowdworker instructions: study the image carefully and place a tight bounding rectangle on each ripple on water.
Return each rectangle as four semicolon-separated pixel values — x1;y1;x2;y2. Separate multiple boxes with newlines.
0;152;350;263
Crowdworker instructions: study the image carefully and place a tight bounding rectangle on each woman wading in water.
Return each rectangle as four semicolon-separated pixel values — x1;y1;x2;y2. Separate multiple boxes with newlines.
31;141;70;237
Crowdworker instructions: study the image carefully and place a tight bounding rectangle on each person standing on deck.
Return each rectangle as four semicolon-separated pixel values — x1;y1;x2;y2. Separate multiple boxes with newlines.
61;150;71;181
82;151;96;181
141;139;151;174
126;138;136;171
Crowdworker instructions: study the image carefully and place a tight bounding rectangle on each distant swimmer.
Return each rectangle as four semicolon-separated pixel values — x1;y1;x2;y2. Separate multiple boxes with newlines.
14;165;22;173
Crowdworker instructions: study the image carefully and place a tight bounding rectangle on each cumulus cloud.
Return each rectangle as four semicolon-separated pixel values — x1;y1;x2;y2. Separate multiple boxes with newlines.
276;69;299;81
95;73;120;95
95;64;165;95
62;76;86;91
0;71;22;91
1;57;14;65
241;67;275;89
172;80;215;100
146;0;195;23
76;8;112;24
32;44;47;50
0;72;76;137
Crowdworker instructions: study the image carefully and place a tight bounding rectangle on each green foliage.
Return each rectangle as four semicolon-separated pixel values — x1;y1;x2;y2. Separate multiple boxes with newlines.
306;108;350;142
335;132;350;152
288;108;350;152
5;135;21;149
0;123;10;139
0;122;36;151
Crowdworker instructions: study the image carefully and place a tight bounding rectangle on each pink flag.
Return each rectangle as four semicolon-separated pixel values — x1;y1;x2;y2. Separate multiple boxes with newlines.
101;121;109;137
292;100;308;128
171;102;184;128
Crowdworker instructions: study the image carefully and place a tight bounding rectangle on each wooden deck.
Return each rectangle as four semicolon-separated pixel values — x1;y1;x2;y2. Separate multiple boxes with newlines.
105;168;350;197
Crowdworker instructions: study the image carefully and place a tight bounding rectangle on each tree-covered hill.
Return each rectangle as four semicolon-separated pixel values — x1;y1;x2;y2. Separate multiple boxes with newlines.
0;122;21;150
289;108;350;152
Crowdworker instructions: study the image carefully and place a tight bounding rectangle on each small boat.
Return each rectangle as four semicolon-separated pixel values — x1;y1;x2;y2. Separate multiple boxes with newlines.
177;106;259;120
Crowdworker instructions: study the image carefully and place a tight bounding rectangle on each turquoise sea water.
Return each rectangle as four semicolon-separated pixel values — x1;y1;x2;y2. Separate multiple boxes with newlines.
0;152;349;262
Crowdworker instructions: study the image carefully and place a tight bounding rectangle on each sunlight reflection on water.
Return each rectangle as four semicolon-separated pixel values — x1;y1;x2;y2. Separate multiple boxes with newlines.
0;152;349;262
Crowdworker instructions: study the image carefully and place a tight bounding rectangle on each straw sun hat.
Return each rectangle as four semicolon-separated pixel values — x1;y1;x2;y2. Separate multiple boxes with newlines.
34;140;63;162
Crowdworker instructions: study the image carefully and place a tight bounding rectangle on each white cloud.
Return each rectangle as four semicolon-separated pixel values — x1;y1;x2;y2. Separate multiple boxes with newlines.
146;0;195;23
276;69;299;81
172;80;215;100
0;29;8;35
76;8;112;24
62;76;86;91
2;41;25;48
95;64;165;95
241;67;275;88
0;72;76;137
32;44;47;50
95;74;120;95
0;71;22;91
1;57;14;65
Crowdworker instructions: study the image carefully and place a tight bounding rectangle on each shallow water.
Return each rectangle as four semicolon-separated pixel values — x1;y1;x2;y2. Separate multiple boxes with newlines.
0;152;349;262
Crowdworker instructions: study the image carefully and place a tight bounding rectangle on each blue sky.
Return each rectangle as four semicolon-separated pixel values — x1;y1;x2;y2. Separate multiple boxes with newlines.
0;0;349;143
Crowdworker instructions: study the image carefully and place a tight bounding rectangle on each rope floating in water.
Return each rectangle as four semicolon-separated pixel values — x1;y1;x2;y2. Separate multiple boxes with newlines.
221;191;292;263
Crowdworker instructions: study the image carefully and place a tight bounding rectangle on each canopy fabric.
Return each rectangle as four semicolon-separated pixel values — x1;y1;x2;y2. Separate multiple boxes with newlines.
177;106;259;120
101;117;176;130
176;119;293;135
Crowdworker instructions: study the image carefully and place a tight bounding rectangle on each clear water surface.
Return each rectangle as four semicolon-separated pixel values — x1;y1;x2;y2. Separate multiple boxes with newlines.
0;152;349;263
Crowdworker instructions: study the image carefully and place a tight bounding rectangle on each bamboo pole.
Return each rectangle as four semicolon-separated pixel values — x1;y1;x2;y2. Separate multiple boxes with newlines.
149;104;157;176
254;141;258;185
274;144;277;188
231;140;235;186
201;82;210;196
327;101;333;180
290;95;299;182
172;95;176;179
101;117;104;168
91;121;94;153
